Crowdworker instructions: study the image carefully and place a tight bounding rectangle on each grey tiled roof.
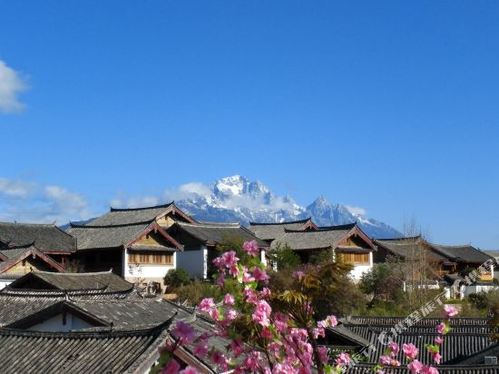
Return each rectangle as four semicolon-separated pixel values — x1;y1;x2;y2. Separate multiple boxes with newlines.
346;364;499;373
375;237;448;262
88;202;175;226
0;322;172;374
270;225;357;251
0;246;65;276
5;270;134;293
173;221;268;247
337;317;494;364
75;299;180;330
67;221;154;250
430;243;493;264
249;218;314;241
0;221;75;253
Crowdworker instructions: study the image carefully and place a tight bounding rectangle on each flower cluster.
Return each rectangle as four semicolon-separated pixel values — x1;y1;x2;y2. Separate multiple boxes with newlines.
158;240;349;374
374;305;459;374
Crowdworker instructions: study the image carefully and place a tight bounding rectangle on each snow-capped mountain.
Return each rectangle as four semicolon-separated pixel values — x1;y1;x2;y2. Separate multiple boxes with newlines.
173;175;401;239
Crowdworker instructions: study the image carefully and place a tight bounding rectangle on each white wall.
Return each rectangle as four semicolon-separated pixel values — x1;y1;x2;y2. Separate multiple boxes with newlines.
29;312;96;332
124;249;176;282
463;284;498;298
176;247;207;279
349;252;373;282
0;279;13;290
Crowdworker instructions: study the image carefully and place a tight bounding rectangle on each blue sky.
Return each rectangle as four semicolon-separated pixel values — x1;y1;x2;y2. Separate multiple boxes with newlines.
1;1;498;248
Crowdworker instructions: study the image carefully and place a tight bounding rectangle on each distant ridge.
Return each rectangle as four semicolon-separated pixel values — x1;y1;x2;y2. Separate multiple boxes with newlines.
62;176;402;239
172;175;402;239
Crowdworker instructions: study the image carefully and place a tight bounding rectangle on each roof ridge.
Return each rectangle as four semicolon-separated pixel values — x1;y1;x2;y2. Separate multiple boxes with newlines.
430;242;476;249
32;269;114;275
179;221;241;228
0;221;58;227
0;317;173;338
376;236;421;241
316;223;357;231
109;202;174;212
284;223;355;233
249;218;312;226
69;220;154;228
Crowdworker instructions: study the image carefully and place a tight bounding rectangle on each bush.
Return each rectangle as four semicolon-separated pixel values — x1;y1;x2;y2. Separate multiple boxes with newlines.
269;244;301;270
174;280;222;306
163;268;191;289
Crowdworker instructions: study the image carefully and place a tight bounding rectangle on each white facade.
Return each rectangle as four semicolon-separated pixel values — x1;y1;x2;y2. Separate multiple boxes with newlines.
123;248;176;285
176;246;208;279
462;283;498;298
0;279;14;290
349;252;373;282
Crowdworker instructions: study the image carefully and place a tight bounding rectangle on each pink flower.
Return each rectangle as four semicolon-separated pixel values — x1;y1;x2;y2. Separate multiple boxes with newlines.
422;366;439;374
211;350;227;370
335;352;351;367
252;300;272;326
379;355;392;365
259;287;271;299
312;327;325;339
223;293;235;306
407;359;423;373
293;270;305;280
274;312;289;332
444;305;458;318
163;359;181;374
318;315;338;329
390;359;401;367
403;343;419;360
193;343;209;357
215;273;225;287
225;309;238;321
172;321;195;344
253;267;270;283
243;351;262;371
433;352;442;364
435;336;444;345
230;339;244;357
436;322;446;335
198;298;215;313
244;287;258;304
317;346;329;364
243;240;260;256
388;341;400;356
179;367;198;374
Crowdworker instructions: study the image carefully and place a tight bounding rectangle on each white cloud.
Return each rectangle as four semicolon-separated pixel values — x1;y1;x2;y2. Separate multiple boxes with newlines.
0;178;93;224
0;178;34;198
0;60;28;113
345;205;367;217
110;195;160;209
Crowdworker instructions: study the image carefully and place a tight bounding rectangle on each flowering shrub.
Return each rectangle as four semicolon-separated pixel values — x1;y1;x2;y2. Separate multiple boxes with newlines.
158;240;458;374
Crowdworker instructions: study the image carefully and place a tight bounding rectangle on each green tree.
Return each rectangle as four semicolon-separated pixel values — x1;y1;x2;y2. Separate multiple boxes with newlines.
163;268;191;289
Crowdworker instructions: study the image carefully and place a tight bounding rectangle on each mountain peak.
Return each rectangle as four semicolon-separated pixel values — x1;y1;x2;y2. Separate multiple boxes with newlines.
171;175;401;238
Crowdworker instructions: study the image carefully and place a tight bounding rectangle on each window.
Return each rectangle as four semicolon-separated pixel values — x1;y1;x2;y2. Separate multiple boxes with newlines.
129;252;173;265
340;253;369;265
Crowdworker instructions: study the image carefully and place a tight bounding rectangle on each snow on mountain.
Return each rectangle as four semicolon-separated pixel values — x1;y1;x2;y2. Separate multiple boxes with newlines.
171;175;401;239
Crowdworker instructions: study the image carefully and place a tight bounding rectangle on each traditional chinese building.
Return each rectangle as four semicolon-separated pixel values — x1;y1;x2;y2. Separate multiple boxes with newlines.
251;220;376;281
0;221;76;267
168;221;268;279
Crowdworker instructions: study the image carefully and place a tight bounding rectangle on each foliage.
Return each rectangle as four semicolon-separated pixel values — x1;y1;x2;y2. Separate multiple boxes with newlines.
268;243;301;270
172;280;222;305
468;292;489;310
156;239;458;373
164;268;191;289
359;263;402;302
